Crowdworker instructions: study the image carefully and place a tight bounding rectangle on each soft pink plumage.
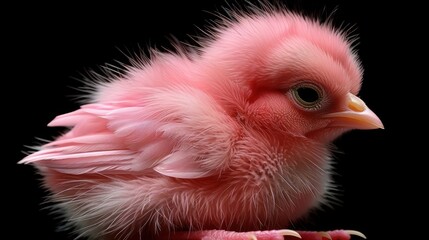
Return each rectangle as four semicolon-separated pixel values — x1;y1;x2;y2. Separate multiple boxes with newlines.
20;5;383;240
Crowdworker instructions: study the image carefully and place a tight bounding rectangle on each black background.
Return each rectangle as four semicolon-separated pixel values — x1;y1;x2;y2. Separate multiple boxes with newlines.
5;1;420;239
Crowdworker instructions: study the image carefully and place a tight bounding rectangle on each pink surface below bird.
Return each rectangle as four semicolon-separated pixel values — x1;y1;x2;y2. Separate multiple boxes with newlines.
20;4;383;240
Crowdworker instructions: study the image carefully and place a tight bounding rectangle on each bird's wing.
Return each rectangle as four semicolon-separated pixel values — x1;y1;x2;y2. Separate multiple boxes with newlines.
20;87;236;179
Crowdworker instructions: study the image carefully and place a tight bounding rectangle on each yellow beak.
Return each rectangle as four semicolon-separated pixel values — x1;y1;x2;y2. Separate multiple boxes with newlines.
324;93;384;130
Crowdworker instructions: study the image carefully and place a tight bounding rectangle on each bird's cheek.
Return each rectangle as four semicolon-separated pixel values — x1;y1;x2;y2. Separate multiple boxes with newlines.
248;94;301;132
249;97;339;140
304;119;350;143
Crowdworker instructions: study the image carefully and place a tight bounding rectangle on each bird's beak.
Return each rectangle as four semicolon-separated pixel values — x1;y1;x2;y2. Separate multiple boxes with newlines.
324;93;384;130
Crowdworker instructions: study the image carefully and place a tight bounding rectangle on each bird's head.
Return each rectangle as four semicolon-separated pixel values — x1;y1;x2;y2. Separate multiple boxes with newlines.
202;12;383;143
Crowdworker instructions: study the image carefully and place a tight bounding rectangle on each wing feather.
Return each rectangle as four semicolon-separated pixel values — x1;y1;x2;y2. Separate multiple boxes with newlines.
20;87;237;178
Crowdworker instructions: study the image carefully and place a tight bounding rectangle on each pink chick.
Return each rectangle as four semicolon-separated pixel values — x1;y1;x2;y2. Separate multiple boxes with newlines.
20;4;383;240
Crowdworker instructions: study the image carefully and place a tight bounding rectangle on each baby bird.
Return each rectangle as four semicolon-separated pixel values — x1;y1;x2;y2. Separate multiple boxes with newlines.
20;4;383;240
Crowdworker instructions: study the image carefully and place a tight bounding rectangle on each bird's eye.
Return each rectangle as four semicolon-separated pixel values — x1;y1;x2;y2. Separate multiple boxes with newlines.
290;83;324;110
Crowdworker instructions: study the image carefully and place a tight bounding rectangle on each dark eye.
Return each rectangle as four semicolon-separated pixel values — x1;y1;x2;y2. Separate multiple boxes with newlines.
290;83;324;110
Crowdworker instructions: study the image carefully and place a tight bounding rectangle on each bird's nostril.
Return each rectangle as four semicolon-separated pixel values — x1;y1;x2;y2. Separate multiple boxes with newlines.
347;94;365;112
348;101;364;112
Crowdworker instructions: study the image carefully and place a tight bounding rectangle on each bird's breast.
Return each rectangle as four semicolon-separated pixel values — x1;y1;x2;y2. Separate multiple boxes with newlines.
177;138;332;230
